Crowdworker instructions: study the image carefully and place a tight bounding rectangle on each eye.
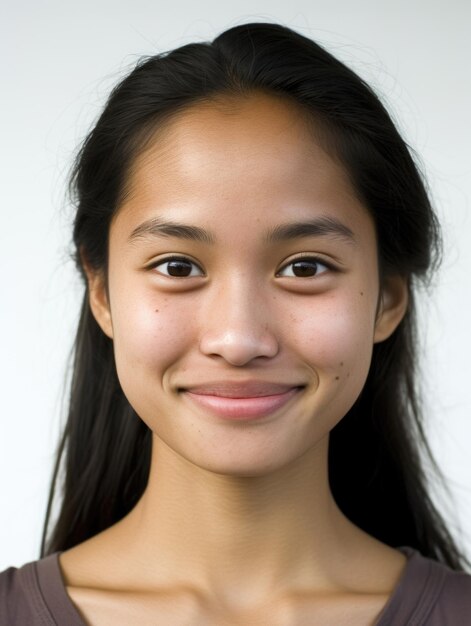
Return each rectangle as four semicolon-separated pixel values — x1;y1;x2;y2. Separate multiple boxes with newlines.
150;256;204;278
276;256;332;278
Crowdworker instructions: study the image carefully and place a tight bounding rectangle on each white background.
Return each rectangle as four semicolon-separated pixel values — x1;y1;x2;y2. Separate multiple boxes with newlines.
1;0;470;571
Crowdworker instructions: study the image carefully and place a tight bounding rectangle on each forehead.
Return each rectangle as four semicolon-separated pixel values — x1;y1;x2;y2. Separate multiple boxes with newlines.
114;92;372;239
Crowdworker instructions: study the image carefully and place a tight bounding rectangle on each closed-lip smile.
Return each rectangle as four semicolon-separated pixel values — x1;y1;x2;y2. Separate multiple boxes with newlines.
179;380;305;398
179;381;305;420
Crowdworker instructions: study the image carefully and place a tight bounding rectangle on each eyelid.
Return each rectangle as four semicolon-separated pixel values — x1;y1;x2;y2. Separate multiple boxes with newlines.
148;255;205;277
276;254;338;277
147;253;340;279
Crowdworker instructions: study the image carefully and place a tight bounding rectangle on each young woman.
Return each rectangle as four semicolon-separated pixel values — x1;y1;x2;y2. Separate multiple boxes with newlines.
1;21;470;626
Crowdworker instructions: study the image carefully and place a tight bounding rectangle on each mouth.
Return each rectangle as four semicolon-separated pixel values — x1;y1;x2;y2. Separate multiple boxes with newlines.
180;385;305;420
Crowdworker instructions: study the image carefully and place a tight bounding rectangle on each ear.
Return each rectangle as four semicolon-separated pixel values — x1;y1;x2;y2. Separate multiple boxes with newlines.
373;274;409;343
81;251;114;339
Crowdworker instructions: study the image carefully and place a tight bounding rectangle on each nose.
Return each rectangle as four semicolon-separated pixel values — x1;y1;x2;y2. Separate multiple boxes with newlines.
198;277;279;366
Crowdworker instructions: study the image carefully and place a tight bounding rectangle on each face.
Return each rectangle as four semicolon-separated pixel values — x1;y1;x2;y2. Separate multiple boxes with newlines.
87;93;407;476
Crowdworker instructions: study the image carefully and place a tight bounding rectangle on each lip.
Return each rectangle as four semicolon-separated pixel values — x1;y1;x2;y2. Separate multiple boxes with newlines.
179;381;304;397
181;384;304;420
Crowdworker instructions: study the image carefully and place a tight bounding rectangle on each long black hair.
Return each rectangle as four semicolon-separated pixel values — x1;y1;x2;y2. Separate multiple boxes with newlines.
40;21;471;571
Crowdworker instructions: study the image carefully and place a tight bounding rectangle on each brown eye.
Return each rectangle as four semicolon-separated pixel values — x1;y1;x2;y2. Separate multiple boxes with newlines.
152;257;203;278
278;257;330;278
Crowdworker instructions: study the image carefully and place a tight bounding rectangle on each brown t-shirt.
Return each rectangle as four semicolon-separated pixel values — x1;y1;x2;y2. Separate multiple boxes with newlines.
1;545;471;624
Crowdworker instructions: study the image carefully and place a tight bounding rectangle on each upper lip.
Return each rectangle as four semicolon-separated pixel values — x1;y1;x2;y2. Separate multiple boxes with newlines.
180;381;304;398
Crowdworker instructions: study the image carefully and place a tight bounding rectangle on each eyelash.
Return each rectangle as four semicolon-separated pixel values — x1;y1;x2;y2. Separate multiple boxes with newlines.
148;255;336;279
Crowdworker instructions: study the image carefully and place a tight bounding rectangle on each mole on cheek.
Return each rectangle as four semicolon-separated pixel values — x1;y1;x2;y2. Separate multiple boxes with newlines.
155;309;159;312
335;376;340;381
360;291;364;296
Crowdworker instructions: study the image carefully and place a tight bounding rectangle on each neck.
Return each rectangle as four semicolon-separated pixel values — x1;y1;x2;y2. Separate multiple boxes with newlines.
108;432;378;608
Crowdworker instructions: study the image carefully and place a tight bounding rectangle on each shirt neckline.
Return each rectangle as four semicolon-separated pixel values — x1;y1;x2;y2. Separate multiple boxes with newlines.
34;550;86;625
34;545;444;625
373;545;447;624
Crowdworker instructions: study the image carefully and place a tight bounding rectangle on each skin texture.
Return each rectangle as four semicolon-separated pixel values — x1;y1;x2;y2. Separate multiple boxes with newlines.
60;92;409;624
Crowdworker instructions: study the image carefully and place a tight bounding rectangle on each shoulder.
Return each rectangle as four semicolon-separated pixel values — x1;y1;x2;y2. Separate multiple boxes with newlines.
0;555;56;625
433;565;471;621
382;547;471;625
409;550;471;625
0;560;35;624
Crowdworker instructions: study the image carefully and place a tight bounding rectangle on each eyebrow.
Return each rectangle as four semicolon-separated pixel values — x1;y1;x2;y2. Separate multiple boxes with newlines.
264;216;356;246
129;217;215;244
128;215;356;246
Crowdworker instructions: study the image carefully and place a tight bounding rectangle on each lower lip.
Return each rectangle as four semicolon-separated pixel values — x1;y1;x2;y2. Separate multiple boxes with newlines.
182;387;303;420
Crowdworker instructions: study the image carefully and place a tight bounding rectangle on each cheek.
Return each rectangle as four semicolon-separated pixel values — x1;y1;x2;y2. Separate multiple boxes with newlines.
286;288;378;433
111;286;195;389
292;289;377;385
